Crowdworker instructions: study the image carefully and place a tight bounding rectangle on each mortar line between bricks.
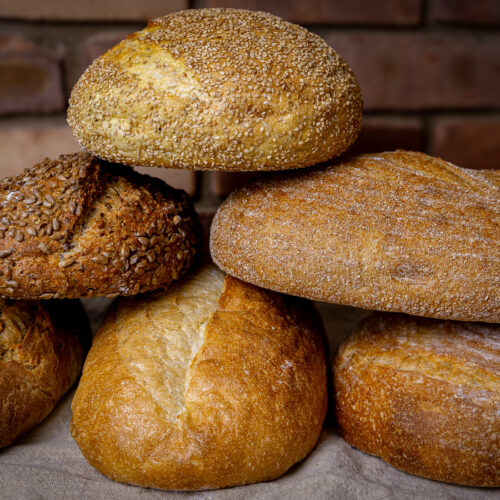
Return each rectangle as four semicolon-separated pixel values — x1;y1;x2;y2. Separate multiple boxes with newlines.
1;19;500;34
421;0;429;27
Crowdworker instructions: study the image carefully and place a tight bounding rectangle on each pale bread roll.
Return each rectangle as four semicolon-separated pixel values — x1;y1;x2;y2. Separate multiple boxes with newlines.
333;312;500;487
210;150;500;322
67;8;362;171
71;265;327;490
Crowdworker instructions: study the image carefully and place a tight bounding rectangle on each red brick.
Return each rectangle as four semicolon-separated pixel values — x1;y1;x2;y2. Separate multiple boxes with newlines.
429;0;500;26
0;123;80;179
327;33;500;110
0;0;187;21
0;36;64;115
348;117;425;155
430;117;500;170
207;0;421;25
135;167;198;197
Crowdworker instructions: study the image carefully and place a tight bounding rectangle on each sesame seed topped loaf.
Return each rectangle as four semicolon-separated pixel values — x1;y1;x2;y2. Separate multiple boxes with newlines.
71;265;327;490
210;150;500;322
67;8;362;171
0;298;89;448
0;152;199;299
333;312;500;486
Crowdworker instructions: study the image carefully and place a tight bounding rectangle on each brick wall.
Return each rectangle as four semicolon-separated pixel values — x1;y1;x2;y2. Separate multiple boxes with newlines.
0;0;498;227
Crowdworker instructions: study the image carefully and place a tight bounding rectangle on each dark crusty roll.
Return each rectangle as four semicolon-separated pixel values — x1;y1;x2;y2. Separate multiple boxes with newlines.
71;265;327;490
0;152;198;299
67;8;362;171
0;298;88;447
333;312;500;487
210;150;499;322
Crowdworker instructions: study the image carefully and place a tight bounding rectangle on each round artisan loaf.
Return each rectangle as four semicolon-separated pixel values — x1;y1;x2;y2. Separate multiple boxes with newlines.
333;312;500;487
67;8;362;171
71;265;327;490
0;298;88;448
210;150;500;322
0;152;198;299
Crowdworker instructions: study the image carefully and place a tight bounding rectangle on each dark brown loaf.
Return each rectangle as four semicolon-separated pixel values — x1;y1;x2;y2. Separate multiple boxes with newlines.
0;298;88;447
210;150;500;322
333;312;500;487
0;152;199;299
71;265;327;490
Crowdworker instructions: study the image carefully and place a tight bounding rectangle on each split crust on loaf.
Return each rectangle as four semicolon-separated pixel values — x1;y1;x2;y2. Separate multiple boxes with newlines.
0;152;199;299
71;265;327;490
210;150;500;322
333;312;500;487
0;299;88;447
67;8;362;171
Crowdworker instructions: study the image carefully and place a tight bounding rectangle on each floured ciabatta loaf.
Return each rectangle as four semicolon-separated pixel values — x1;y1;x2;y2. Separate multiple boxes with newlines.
0;153;198;299
210;150;500;322
0;298;88;448
71;265;327;490
333;312;500;487
67;8;362;171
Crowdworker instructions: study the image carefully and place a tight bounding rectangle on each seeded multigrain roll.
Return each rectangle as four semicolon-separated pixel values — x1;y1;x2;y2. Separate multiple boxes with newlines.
333;312;500;487
211;151;500;322
67;8;362;171
71;265;327;490
0;298;88;448
0;153;198;299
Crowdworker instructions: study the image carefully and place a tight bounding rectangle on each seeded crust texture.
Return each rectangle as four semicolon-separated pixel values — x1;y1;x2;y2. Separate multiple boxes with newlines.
67;8;362;171
0;153;198;299
0;298;88;448
333;312;500;487
210;150;500;322
71;265;327;490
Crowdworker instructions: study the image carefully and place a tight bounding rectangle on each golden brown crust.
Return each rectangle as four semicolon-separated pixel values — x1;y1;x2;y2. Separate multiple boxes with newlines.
71;265;327;490
0;152;199;299
67;8;362;171
333;312;500;487
0;298;88;448
210;150;500;322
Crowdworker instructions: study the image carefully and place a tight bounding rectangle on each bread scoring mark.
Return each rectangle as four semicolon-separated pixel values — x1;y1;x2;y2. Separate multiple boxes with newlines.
0;299;31;360
115;35;206;101
117;266;225;420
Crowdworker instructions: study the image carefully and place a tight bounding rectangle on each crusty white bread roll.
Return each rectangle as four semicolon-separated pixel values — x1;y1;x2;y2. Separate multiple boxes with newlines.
71;265;327;490
333;312;500;487
67;8;362;172
0;299;88;448
210;150;500;322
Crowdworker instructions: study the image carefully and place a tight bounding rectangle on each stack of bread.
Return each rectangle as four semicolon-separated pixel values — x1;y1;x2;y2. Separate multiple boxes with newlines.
1;7;498;492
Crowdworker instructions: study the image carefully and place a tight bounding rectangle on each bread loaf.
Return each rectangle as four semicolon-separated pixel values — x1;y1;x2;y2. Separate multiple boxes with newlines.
0;153;198;299
71;265;327;490
210;150;500;322
67;8;362;171
0;298;88;447
333;312;500;487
